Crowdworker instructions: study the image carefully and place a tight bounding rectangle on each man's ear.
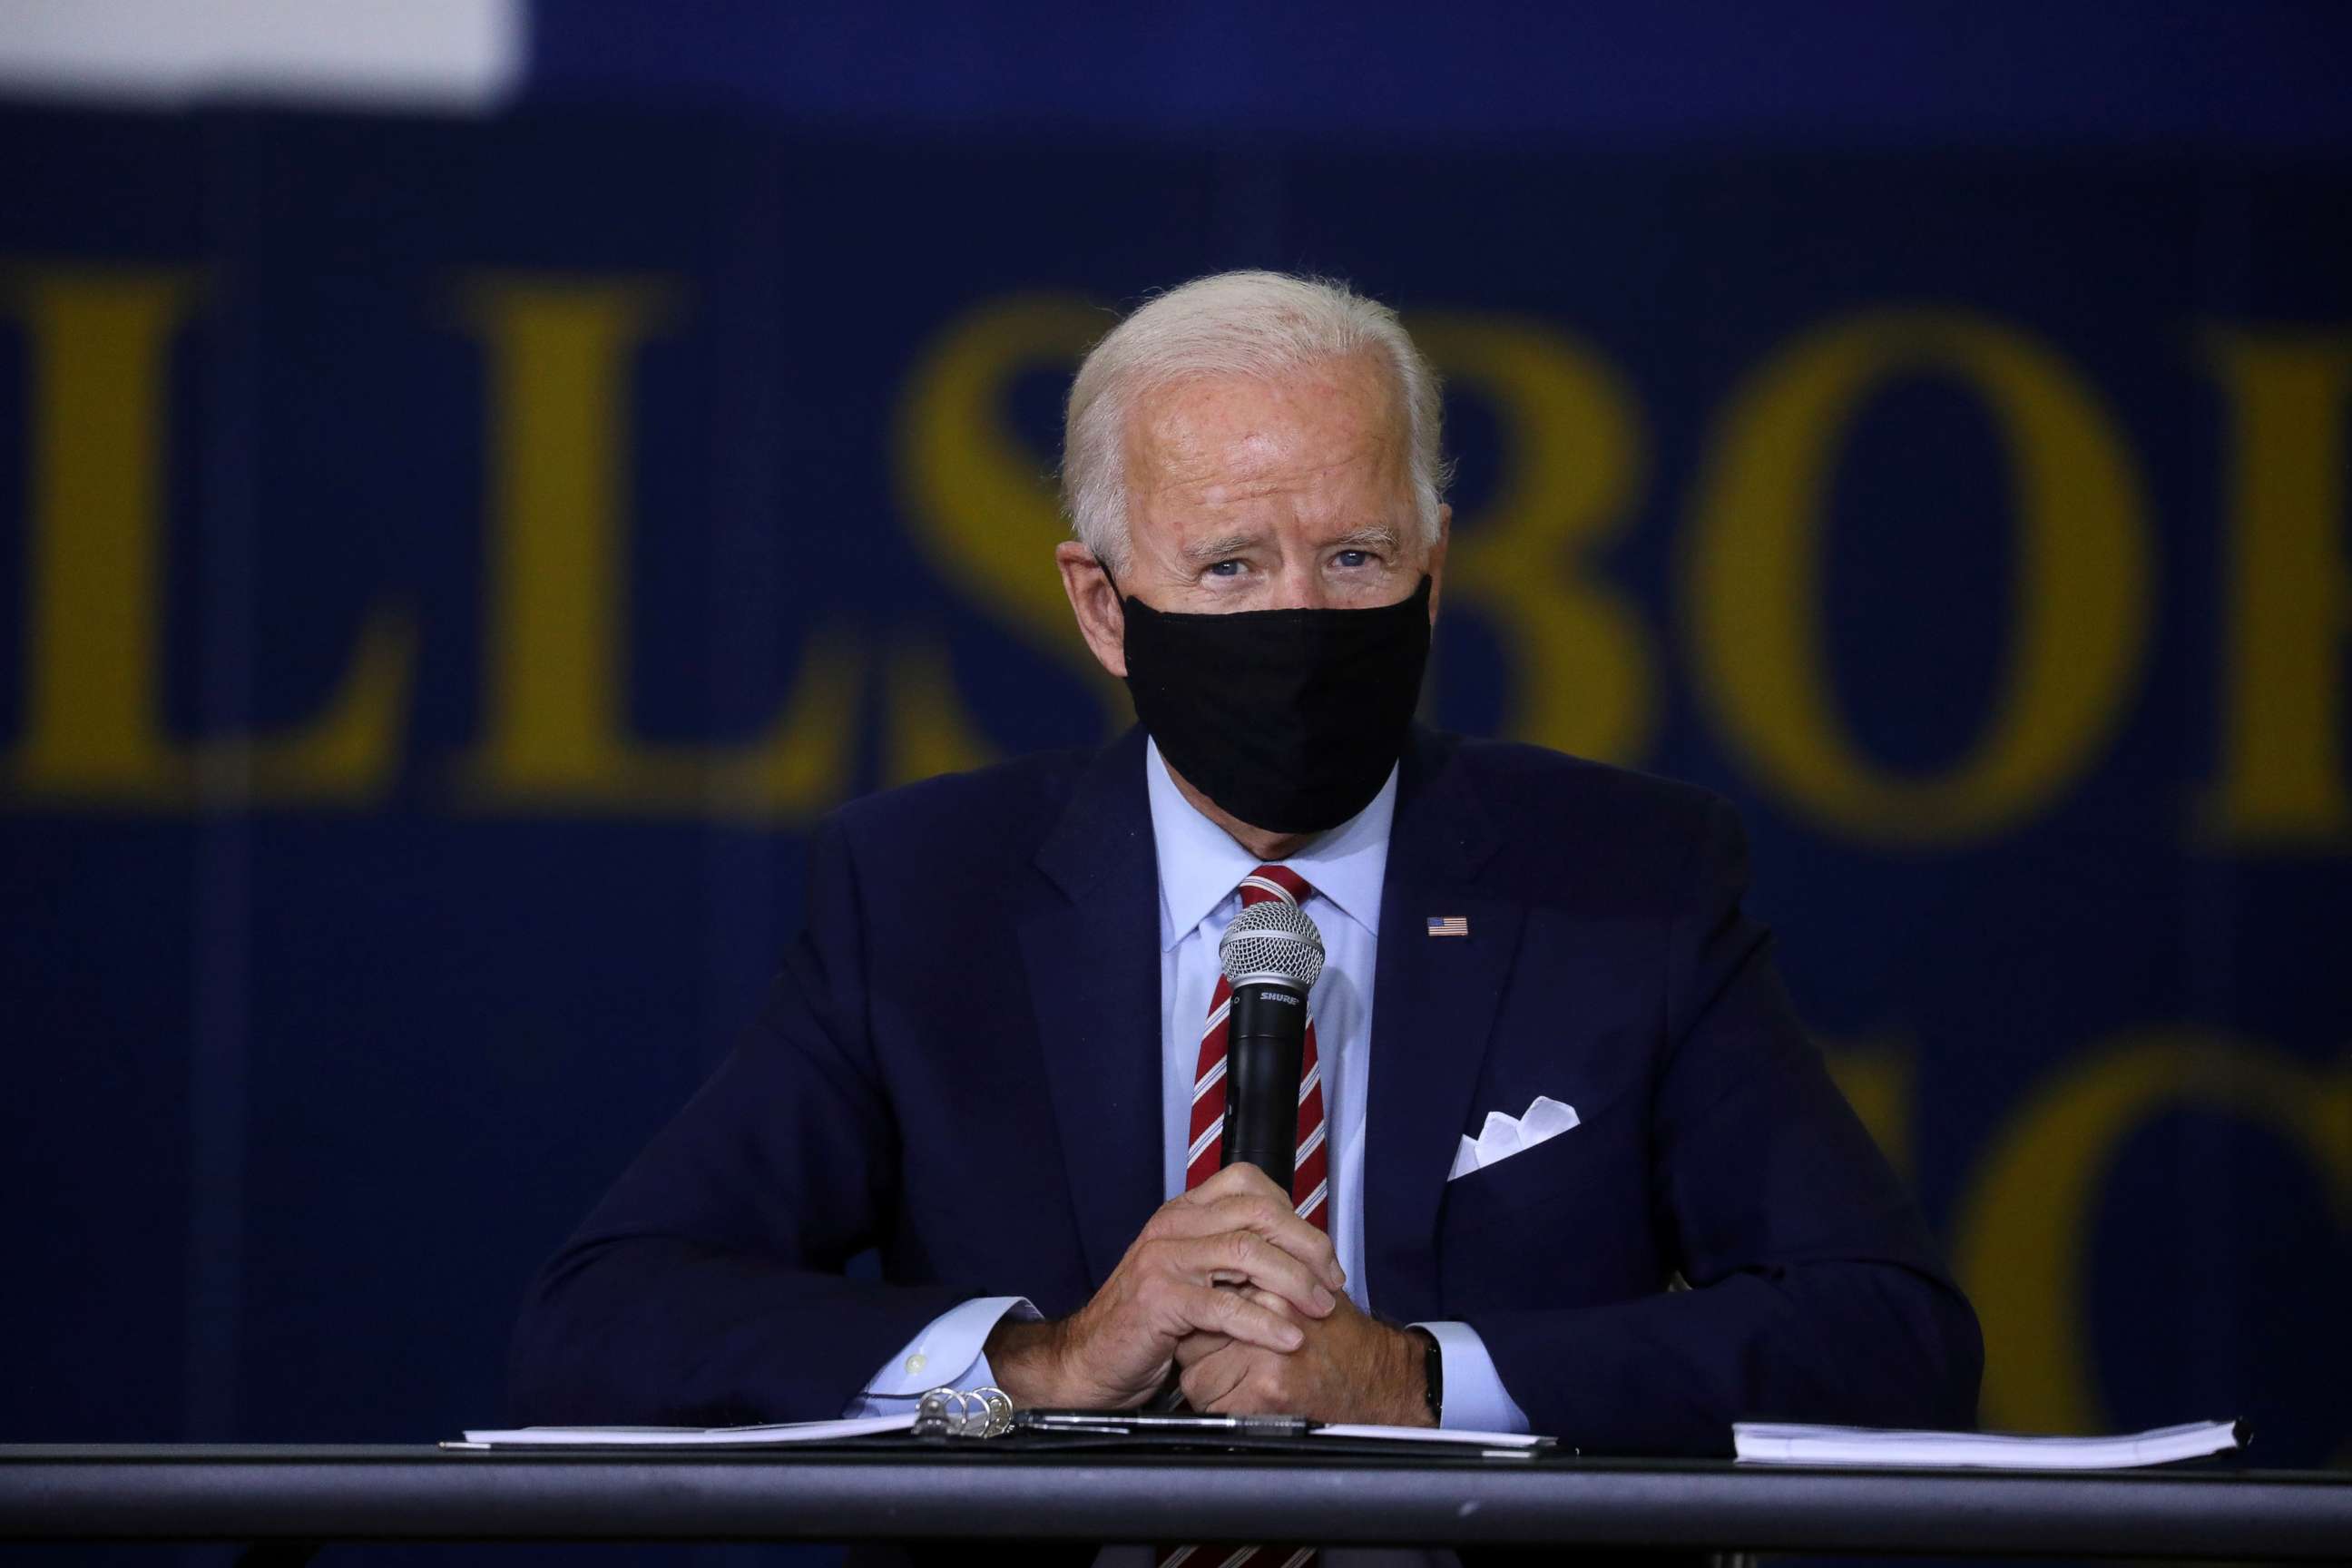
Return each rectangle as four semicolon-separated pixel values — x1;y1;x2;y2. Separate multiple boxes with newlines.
1055;541;1128;678
1424;505;1451;624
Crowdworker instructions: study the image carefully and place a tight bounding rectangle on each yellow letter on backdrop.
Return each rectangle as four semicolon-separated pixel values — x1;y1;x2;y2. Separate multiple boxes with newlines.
1688;310;2149;843
893;294;1120;783
455;275;854;820
2203;330;2352;844
3;265;411;808
1953;1033;2350;1434
1412;314;1656;764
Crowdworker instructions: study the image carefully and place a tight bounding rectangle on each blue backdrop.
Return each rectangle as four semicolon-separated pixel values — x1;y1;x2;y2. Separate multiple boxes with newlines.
2;7;2349;1558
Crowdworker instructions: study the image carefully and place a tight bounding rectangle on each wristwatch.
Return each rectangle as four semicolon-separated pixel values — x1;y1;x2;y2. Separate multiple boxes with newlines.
1406;1326;1443;1425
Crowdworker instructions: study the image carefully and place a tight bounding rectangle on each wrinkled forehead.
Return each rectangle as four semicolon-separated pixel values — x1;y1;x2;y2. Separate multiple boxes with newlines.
1121;355;1413;505
1123;364;1411;531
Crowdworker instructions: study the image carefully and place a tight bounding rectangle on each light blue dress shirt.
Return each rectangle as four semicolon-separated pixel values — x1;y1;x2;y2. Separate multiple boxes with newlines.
848;740;1530;1436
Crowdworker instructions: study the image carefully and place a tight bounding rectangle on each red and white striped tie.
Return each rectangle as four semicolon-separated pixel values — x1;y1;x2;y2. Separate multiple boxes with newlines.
1162;866;1327;1568
1185;864;1329;1227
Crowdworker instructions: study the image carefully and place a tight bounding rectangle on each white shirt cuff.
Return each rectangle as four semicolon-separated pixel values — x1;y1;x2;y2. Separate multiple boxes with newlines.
839;1296;1039;1416
1410;1319;1532;1434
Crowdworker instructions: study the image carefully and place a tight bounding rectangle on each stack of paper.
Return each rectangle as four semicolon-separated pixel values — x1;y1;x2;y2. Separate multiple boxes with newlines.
452;1414;916;1448
451;1416;1549;1451
1733;1418;2246;1470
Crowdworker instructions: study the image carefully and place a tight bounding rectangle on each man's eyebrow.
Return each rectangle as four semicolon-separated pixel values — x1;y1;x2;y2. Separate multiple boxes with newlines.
1178;532;1263;564
1331;524;1404;552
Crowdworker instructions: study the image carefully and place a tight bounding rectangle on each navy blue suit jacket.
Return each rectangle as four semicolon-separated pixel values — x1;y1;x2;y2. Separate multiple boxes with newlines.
511;725;1981;1453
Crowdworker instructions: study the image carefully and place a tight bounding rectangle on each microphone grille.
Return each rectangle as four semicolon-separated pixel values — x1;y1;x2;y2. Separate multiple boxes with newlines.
1218;898;1326;992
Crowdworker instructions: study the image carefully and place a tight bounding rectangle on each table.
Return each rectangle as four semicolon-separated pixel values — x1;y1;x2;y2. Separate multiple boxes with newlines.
4;1446;2349;1561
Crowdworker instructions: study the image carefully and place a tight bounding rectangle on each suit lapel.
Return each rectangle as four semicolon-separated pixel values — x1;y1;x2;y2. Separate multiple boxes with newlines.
1363;728;1523;1323
1020;727;1165;1290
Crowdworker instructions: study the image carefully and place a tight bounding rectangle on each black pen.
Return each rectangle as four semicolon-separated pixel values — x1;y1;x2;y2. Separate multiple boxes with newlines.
1014;1410;1317;1437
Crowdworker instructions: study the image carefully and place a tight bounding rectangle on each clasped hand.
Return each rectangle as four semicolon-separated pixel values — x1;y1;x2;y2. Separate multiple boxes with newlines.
985;1163;1430;1426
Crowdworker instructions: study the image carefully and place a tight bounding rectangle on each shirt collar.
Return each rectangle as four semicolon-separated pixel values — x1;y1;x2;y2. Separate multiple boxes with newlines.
1145;736;1396;951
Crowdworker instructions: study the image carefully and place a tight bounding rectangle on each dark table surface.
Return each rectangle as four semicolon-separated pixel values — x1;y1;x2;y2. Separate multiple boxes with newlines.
4;1446;2349;1560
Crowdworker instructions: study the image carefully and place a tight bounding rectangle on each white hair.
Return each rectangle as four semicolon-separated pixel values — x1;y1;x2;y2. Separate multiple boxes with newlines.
1060;270;1450;575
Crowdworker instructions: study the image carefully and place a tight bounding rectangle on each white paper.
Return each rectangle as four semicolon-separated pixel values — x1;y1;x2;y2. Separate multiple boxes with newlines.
455;1414;1553;1451
1448;1095;1581;1180
458;1413;917;1447
1316;1423;1549;1447
1732;1417;2243;1471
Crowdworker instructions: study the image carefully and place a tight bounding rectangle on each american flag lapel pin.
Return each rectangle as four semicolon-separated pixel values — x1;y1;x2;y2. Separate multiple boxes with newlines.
1426;915;1470;937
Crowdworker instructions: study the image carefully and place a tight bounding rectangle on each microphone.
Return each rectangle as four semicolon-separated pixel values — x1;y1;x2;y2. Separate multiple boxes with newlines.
1215;898;1326;1193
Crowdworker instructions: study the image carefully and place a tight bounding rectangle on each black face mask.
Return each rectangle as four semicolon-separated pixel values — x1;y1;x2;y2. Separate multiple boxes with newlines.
1118;574;1432;835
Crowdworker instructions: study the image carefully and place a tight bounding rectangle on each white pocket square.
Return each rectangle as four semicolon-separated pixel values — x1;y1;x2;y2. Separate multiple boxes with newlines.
1448;1095;1581;1181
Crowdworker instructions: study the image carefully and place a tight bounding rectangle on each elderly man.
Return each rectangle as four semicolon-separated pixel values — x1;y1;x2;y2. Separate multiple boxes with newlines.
511;272;1980;1460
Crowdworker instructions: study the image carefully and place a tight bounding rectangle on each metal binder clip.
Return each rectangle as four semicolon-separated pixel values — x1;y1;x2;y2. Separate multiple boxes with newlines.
914;1386;1010;1437
913;1387;958;1436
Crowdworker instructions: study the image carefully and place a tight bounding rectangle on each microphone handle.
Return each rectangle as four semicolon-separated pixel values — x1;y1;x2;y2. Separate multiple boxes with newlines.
1220;979;1308;1193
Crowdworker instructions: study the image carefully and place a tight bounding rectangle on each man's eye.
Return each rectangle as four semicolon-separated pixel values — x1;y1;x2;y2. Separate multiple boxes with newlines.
1334;550;1372;569
1207;560;1244;578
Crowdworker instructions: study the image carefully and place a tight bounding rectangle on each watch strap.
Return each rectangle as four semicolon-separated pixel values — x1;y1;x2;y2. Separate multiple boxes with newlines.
1405;1326;1443;1425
